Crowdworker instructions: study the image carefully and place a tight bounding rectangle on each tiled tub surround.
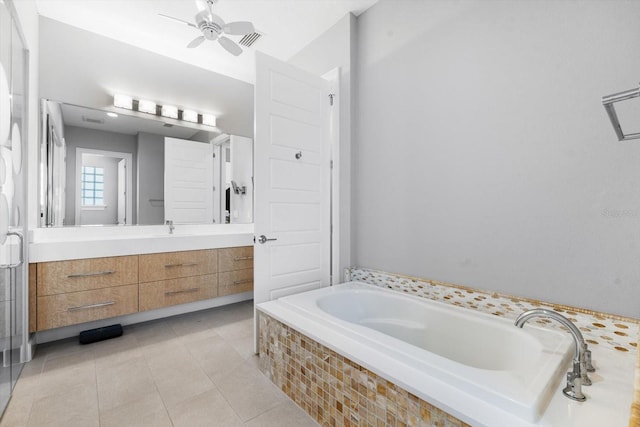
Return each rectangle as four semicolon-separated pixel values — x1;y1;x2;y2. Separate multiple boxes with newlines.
258;282;636;426
259;312;469;427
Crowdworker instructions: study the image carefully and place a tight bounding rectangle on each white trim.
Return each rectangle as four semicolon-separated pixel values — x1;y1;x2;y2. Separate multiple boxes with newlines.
75;147;133;225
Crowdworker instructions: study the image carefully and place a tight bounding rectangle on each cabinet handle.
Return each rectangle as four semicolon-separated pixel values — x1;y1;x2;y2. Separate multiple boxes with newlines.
165;287;200;296
67;301;115;311
233;256;253;261
67;270;115;278
164;263;198;268
232;279;253;286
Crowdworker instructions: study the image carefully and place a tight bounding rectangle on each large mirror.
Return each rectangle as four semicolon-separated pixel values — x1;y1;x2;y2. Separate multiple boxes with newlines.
39;99;253;227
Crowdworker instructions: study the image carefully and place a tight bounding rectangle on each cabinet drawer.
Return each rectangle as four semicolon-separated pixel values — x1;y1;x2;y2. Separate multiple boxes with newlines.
37;284;138;331
139;274;218;311
218;269;253;296
139;250;217;283
218;246;253;272
37;256;138;296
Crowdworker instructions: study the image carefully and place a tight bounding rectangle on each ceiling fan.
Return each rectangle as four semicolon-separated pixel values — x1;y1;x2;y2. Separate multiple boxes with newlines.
159;0;255;56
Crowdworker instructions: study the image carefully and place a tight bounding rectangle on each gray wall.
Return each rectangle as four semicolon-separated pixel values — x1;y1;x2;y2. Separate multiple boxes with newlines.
64;125;137;225
354;0;640;318
137;132;165;225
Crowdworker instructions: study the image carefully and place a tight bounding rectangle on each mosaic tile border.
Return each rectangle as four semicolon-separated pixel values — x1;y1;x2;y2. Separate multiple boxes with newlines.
259;311;470;427
347;267;639;353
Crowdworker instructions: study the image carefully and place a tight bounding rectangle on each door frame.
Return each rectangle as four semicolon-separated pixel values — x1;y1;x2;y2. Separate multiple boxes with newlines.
74;148;133;225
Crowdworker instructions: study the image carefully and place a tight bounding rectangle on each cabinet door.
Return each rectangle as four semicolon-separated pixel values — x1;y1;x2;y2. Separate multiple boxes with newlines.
37;256;139;295
139;274;218;311
218;246;253;272
139;249;217;282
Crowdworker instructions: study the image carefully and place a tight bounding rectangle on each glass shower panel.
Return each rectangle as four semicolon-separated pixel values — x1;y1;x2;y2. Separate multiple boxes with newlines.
0;2;14;413
0;0;29;416
9;9;27;392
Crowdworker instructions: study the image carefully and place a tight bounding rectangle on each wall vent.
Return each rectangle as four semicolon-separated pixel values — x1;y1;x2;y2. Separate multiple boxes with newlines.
239;31;263;48
82;116;104;125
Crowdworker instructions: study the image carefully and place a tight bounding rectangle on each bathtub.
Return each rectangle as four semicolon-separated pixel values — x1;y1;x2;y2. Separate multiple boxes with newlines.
257;282;574;426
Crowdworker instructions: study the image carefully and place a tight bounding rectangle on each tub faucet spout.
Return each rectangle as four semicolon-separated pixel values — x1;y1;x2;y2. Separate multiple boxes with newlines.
515;308;593;402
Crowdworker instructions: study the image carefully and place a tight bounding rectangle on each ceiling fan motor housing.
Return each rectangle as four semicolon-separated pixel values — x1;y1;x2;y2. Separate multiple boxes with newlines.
195;10;224;40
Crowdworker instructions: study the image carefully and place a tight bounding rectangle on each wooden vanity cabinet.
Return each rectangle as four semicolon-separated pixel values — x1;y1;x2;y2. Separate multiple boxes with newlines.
138;249;218;311
31;247;253;331
35;255;139;330
218;247;254;296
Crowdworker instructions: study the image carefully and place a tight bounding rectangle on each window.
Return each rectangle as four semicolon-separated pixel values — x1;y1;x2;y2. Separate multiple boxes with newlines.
81;166;105;206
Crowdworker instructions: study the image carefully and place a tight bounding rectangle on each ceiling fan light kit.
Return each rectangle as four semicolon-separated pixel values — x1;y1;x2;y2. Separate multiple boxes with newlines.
159;0;255;56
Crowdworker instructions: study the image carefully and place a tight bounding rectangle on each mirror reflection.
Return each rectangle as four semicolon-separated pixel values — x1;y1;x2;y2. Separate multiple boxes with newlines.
40;100;253;227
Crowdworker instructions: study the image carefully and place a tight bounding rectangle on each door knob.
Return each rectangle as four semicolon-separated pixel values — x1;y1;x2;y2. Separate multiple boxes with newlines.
256;235;277;244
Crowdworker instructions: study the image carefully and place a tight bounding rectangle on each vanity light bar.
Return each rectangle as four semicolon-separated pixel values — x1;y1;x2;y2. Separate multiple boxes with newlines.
161;105;178;119
113;94;217;127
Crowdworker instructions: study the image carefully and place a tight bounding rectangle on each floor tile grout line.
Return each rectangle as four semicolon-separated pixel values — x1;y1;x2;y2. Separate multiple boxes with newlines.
133;332;174;423
7;301;313;427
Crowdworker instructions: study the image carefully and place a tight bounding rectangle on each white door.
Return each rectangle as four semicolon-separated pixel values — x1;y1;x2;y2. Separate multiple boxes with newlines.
229;135;253;224
164;137;214;224
117;159;126;224
254;52;331;341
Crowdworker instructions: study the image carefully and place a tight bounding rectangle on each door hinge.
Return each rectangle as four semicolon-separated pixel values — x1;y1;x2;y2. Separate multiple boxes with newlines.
213;152;216;158
329;93;335;106
330;160;334;169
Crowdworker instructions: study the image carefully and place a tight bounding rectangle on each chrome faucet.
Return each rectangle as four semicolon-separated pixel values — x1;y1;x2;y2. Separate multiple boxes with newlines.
165;220;175;234
515;308;594;402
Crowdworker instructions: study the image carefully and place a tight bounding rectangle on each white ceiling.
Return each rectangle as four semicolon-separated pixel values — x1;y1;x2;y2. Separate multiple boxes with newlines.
34;0;378;84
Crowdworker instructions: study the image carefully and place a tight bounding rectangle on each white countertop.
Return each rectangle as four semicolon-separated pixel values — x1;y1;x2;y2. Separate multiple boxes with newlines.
29;223;254;262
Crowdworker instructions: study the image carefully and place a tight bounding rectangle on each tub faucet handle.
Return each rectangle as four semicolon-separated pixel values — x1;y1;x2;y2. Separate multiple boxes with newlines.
563;361;586;402
584;347;595;372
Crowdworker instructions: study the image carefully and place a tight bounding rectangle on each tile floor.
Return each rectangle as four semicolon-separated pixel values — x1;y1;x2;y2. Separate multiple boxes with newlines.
0;300;318;427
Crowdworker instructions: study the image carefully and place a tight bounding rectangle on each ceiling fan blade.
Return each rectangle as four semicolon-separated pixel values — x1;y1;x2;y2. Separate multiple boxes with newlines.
218;36;243;56
223;21;255;36
158;14;197;28
187;36;206;48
